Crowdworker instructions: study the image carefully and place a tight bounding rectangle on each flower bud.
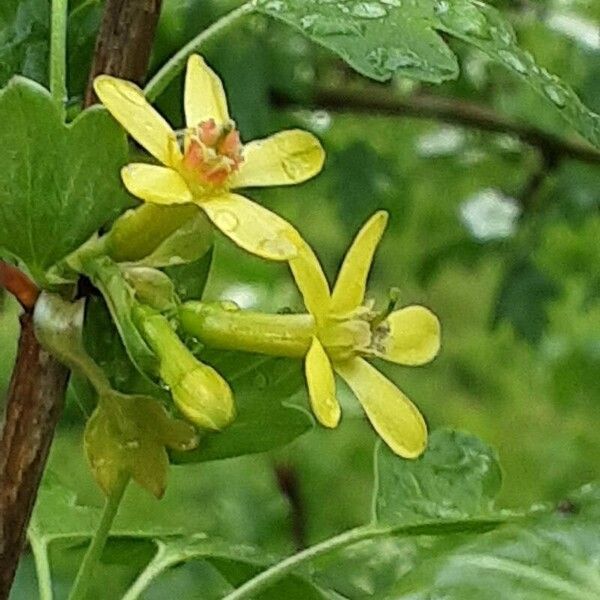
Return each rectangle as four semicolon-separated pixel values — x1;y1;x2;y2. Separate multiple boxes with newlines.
138;309;235;430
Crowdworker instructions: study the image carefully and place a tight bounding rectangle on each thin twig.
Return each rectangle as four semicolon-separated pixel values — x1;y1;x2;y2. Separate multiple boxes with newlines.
272;86;600;166
0;261;39;310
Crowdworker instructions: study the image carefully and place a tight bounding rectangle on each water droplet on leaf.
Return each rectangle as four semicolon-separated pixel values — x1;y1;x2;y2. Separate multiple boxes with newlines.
497;50;528;74
351;2;387;19
543;83;567;108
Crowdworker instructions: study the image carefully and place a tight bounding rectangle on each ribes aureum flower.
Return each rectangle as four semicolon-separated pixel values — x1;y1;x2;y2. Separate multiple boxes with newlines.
179;212;441;458
288;211;441;458
94;55;325;261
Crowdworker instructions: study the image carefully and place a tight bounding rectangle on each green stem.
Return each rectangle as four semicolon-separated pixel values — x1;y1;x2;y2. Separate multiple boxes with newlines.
121;542;173;600
68;476;129;600
50;0;69;119
222;526;389;600
221;516;508;600
30;537;53;600
144;1;255;102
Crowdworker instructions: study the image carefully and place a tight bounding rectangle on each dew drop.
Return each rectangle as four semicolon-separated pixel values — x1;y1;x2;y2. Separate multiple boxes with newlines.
213;209;239;232
543;84;567;108
257;237;295;259
300;14;318;31
263;0;284;11
351;2;387;19
380;0;402;6
433;0;449;14
497;50;528;74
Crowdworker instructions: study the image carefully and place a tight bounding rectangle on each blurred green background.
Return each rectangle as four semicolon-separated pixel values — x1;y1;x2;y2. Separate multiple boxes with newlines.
2;0;599;596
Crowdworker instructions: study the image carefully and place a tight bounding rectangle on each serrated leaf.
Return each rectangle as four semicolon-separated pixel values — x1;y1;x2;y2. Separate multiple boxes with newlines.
172;352;313;463
257;0;600;148
389;484;600;598
257;0;458;83
374;429;503;527
28;476;325;599
0;78;131;283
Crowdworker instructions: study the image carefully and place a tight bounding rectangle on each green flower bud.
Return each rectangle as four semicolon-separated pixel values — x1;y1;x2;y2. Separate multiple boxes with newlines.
138;309;235;430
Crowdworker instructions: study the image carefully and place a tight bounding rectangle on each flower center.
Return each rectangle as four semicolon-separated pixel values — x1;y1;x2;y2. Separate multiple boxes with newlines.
181;119;244;188
320;315;372;362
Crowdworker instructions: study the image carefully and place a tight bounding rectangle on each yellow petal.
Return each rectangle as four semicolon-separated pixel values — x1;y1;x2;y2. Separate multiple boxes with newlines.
229;130;325;189
305;337;341;428
335;357;427;458
330;211;388;315
94;75;180;166
184;55;229;127
121;164;193;205
201;193;297;261
374;305;441;366
288;234;331;321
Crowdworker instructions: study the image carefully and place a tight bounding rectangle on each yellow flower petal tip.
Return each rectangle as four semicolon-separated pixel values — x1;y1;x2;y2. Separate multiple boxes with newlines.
121;164;193;205
184;54;229;126
230;130;325;189
375;305;441;366
305;337;341;428
335;358;428;459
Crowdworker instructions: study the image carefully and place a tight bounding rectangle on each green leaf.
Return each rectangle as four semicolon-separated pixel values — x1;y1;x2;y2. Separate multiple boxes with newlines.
257;0;458;84
257;0;600;148
82;296;165;399
81;255;158;378
85;394;198;498
28;476;325;599
172;352;313;463
305;430;506;598
493;258;560;344
164;247;214;302
389;483;600;598
0;0;49;88
374;429;503;527
0;78;131;283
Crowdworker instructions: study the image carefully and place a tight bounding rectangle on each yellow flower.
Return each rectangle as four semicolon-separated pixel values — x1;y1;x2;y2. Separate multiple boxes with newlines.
289;211;441;458
94;55;325;261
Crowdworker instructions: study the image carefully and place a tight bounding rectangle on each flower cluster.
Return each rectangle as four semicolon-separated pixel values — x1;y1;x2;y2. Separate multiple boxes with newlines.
95;55;441;459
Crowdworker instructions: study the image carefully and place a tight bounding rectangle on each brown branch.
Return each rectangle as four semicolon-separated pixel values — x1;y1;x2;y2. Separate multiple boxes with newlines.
275;464;306;550
0;262;39;310
0;316;69;597
271;86;600;166
0;2;163;597
84;0;163;107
